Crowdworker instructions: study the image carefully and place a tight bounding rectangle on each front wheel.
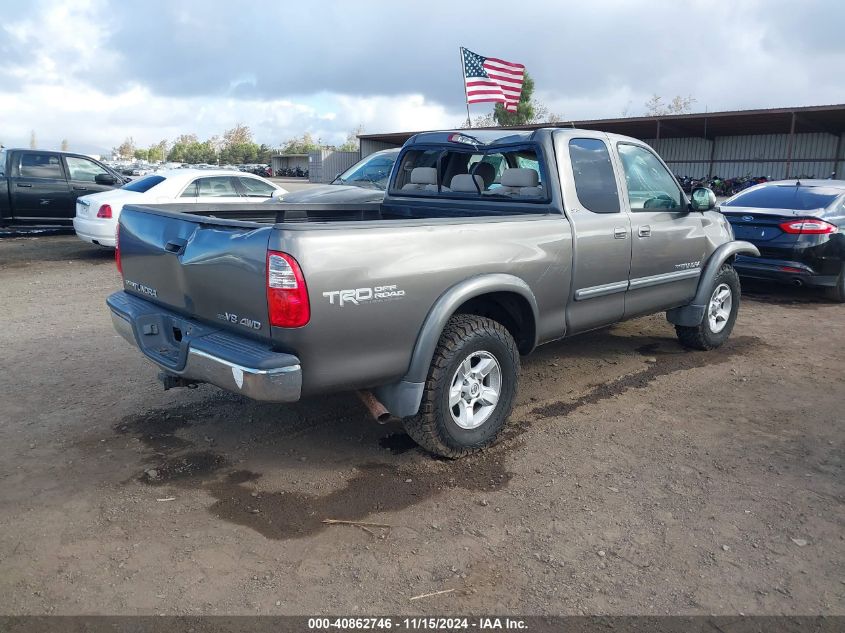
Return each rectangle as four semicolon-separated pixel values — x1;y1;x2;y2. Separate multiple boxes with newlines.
675;263;741;350
402;315;519;459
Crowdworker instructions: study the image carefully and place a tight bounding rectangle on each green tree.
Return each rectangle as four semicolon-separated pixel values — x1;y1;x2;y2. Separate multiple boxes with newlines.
60;139;69;151
133;148;149;161
281;132;322;154
460;71;560;128
257;143;272;163
337;125;363;152
148;140;167;163
491;72;560;126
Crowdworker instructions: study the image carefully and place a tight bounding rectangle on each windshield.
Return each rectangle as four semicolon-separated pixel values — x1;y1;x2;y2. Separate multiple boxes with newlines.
724;185;841;211
333;151;397;190
121;174;165;193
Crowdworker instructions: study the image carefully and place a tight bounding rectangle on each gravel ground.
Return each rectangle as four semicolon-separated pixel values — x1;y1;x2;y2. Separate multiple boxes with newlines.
0;235;842;616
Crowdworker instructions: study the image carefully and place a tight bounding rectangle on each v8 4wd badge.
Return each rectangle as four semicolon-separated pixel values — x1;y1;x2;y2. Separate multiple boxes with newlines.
216;312;262;329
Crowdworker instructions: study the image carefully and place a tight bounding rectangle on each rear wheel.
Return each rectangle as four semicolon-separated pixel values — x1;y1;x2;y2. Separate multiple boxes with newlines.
675;264;741;350
402;314;519;459
824;264;845;303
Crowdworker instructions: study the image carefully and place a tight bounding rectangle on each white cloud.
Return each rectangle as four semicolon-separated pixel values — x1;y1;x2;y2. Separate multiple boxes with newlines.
1;0;844;154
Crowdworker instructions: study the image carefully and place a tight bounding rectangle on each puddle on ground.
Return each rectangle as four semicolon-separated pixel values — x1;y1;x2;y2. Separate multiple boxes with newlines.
140;450;227;485
533;335;762;419
116;333;761;538
206;459;510;540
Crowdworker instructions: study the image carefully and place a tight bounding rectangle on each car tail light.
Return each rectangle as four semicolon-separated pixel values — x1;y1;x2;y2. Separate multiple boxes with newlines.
267;251;309;327
97;204;113;219
779;219;838;234
115;224;122;275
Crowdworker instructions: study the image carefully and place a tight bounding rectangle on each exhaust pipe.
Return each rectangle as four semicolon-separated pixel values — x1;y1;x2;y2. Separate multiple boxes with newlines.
357;390;392;424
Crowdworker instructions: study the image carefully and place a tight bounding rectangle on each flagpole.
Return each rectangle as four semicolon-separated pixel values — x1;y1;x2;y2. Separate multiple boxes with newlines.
459;47;471;128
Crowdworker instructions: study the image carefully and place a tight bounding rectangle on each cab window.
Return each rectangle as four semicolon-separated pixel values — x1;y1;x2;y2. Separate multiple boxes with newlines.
568;138;620;213
19;153;64;179
392;146;546;201
617;143;683;210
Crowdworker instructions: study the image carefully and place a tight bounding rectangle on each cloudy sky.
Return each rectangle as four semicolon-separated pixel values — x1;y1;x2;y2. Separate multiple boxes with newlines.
1;0;844;155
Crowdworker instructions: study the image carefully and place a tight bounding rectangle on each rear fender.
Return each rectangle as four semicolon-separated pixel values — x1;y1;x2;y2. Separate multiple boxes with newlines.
374;274;539;418
666;240;760;327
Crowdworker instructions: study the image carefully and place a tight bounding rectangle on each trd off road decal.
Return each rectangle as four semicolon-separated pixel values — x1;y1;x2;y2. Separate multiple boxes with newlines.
323;284;406;307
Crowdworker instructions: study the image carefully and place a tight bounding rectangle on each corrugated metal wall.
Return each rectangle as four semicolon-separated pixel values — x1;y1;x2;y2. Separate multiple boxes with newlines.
270;155;309;173
645;132;843;179
307;150;361;184
360;138;402;158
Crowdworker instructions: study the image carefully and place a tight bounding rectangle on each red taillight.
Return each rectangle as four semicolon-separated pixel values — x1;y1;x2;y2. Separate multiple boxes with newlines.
779;219;838;235
267;251;309;327
115;224;122;275
97;204;113;219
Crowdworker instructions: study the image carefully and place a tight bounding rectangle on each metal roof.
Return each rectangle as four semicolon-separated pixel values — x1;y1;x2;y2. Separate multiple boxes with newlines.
358;104;845;145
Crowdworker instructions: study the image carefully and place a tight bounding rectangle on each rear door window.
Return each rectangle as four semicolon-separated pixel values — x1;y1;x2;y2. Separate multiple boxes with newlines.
19;153;65;179
196;176;241;198
568;138;620;213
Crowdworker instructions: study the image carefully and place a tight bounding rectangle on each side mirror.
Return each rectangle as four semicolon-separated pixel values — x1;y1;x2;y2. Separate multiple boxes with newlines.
95;173;117;186
690;187;716;211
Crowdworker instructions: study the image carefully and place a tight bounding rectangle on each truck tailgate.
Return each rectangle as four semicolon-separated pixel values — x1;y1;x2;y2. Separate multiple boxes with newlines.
118;205;273;341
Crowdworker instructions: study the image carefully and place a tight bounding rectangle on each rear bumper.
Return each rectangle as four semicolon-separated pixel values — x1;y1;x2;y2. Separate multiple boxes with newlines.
734;255;838;288
107;291;302;402
74;216;116;247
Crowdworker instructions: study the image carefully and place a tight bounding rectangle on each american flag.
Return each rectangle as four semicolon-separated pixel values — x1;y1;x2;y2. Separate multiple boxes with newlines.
461;47;525;113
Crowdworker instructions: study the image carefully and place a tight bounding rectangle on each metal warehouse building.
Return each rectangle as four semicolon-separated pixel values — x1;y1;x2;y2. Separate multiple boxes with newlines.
358;104;845;180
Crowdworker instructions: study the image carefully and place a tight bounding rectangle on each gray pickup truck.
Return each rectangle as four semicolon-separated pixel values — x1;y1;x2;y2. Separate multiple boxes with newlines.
107;128;759;457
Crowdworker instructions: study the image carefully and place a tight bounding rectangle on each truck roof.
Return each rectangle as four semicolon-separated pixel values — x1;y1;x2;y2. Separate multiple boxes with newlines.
405;127;645;148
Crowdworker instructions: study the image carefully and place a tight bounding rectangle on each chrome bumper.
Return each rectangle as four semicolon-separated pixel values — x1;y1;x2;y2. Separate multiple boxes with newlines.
109;295;302;403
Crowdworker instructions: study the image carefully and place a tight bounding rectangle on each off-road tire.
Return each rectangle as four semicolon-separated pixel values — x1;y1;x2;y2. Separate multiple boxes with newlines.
824;264;845;303
675;263;741;351
402;314;519;459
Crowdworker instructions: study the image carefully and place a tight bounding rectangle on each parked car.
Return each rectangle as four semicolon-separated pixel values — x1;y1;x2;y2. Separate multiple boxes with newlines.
73;169;286;248
107;128;757;458
0;148;127;227
719;179;845;301
277;149;399;204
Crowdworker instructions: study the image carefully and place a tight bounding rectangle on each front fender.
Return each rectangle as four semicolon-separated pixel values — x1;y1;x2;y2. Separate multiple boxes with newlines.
373;273;540;418
666;240;760;327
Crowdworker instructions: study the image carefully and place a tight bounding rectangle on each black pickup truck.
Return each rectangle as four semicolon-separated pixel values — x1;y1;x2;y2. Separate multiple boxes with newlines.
0;148;127;227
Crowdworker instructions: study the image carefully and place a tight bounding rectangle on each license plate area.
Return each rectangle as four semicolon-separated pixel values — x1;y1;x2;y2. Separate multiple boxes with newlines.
134;314;197;370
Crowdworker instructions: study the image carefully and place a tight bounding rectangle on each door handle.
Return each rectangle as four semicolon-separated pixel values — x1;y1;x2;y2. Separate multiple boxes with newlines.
16;183;32;188
638;225;652;237
613;227;627;239
73;186;88;191
164;239;188;254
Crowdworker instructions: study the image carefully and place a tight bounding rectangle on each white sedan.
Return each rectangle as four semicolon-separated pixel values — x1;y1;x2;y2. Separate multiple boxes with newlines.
73;169;286;248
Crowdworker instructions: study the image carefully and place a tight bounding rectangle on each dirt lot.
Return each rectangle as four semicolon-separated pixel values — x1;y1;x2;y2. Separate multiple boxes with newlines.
0;235;842;616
